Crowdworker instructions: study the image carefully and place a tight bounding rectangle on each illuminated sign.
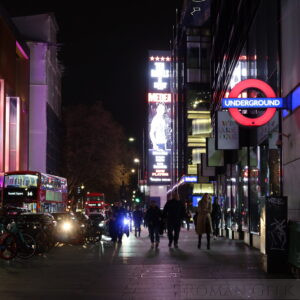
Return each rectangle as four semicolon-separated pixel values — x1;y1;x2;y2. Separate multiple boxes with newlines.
4;187;37;200
151;62;169;90
8;191;23;196
222;98;284;109
227;79;277;127
148;50;172;185
148;93;171;103
179;176;197;185
148;52;171;93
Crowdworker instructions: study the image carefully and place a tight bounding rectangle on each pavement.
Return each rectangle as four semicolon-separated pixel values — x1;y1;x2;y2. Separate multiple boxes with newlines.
0;226;295;300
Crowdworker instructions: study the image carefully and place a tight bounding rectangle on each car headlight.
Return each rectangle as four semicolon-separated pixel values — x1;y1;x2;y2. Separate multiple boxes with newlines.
62;222;72;232
123;218;129;225
99;222;104;227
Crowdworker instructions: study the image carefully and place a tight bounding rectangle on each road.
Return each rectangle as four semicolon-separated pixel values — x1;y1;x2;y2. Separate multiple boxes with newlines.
0;227;292;300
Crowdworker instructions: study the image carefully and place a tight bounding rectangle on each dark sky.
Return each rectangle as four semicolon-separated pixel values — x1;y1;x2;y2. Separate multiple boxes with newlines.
1;1;182;143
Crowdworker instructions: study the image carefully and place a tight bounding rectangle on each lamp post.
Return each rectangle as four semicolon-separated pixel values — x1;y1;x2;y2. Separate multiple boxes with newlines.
134;158;140;189
80;184;85;210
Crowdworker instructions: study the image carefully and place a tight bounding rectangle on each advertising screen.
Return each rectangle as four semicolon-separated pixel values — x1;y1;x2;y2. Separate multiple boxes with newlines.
148;50;172;185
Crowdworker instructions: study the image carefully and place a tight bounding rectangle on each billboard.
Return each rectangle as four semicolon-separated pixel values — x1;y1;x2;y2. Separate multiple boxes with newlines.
148;50;172;185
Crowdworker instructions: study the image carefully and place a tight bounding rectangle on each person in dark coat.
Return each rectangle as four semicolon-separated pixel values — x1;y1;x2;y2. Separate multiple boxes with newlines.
183;202;192;231
110;202;128;243
145;200;162;248
211;197;222;239
163;194;185;248
132;206;143;237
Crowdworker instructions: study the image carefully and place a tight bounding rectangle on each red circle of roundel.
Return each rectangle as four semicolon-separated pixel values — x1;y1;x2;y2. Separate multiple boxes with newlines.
228;79;277;126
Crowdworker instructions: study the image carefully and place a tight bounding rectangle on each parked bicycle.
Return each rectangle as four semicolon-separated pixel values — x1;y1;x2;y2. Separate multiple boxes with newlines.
0;219;37;259
0;223;17;260
8;220;37;259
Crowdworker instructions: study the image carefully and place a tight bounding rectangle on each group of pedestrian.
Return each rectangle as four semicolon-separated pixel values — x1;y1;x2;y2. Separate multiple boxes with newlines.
107;193;222;250
143;193;221;250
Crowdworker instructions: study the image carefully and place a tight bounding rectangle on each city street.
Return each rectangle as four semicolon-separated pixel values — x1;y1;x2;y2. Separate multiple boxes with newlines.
0;227;289;300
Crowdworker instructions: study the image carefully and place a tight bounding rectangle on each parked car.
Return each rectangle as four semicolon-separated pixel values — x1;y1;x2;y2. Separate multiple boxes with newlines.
51;212;85;244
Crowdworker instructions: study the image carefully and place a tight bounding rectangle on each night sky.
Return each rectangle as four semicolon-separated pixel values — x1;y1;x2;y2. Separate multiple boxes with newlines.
1;1;182;144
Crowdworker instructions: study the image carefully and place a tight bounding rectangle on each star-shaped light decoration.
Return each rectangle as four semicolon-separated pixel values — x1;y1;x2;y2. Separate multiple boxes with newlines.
150;56;155;61
161;56;165;61
166;56;171;61
155;56;160;61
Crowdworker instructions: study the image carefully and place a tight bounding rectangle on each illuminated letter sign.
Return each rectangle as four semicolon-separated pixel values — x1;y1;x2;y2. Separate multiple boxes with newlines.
222;98;284;109
151;62;169;90
148;50;172;185
148;93;171;103
226;79;278;127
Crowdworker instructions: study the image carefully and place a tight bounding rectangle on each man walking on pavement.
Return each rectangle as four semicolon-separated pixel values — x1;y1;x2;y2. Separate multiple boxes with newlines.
132;206;143;237
163;193;185;248
145;200;162;248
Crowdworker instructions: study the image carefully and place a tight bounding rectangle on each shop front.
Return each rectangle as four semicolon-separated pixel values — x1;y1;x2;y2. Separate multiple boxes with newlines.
214;78;283;256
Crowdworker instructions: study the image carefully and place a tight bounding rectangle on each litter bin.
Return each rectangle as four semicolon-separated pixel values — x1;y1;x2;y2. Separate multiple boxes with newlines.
288;221;300;269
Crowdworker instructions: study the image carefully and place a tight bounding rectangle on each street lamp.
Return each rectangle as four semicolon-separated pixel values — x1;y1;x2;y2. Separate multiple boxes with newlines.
131;169;135;173
134;158;141;188
128;137;135;142
80;184;85;210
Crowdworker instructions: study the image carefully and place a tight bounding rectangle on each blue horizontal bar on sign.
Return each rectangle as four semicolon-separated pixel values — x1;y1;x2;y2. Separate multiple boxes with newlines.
222;98;285;109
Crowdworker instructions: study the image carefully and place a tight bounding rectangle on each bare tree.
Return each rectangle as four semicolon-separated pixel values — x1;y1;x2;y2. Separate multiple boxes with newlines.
62;102;135;202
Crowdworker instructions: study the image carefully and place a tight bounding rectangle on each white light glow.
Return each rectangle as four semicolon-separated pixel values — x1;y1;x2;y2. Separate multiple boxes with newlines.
151;62;169;90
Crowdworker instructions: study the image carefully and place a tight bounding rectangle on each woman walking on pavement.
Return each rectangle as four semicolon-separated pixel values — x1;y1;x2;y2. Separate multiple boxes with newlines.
195;193;213;250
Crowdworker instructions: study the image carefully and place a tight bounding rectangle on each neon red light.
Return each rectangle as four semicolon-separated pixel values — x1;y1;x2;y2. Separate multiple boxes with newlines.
148;93;171;103
228;79;277;126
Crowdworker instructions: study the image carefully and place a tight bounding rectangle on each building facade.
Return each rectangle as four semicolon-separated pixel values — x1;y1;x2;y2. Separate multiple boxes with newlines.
13;14;62;175
0;6;30;174
166;0;299;272
169;0;212;203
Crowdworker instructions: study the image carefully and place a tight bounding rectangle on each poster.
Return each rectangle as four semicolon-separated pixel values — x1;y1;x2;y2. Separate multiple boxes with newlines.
216;111;239;150
148;50;172;185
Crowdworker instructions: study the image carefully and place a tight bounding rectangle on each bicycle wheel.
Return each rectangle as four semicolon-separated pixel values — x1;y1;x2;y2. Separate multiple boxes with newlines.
17;233;37;259
0;234;17;260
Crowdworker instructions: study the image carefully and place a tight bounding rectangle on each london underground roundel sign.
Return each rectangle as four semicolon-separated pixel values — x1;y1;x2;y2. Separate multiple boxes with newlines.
227;79;277;127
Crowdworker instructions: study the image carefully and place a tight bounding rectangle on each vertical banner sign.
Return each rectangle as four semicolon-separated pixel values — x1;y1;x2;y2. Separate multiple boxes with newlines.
148;50;172;185
266;197;288;254
216;111;239;150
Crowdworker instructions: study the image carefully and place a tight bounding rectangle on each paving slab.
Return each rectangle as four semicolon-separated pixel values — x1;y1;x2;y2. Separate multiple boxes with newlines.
0;227;292;299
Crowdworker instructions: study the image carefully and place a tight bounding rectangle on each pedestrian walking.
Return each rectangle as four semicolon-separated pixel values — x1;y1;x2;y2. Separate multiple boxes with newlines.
184;202;192;231
211;197;221;239
195;193;213;250
163;193;185;248
132;206;143;237
145;200;162;248
110;202;128;243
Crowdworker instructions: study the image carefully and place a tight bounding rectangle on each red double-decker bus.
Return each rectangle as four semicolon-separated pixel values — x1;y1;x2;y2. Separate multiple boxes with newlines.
3;171;68;213
84;192;105;215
